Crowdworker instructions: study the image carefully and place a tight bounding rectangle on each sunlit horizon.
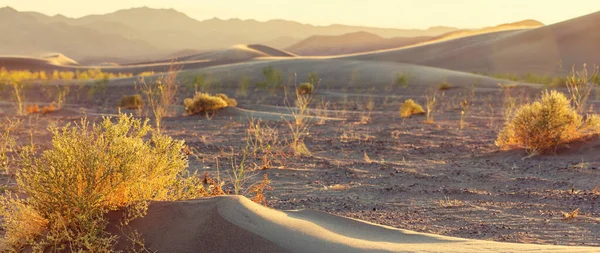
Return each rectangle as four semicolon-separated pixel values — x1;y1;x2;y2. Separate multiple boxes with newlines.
1;0;598;29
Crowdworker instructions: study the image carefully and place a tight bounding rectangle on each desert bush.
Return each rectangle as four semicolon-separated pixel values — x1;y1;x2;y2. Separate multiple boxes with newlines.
496;90;600;156
257;66;282;93
395;73;409;88
236;76;251;97
25;104;40;114
0;113;205;251
118;94;144;110
438;81;452;90
566;64;598;114
307;72;320;86
0;118;19;172
139;65;179;131
296;82;314;95
399;99;425;118
184;92;237;115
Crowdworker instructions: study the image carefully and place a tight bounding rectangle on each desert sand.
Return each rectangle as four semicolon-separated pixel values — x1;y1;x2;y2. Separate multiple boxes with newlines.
1;7;600;253
106;196;597;252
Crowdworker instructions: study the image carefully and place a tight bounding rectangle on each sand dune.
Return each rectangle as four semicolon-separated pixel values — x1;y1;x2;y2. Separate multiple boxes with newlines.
286;32;431;56
107;196;597;253
342;11;600;75
288;20;541;57
0;45;294;74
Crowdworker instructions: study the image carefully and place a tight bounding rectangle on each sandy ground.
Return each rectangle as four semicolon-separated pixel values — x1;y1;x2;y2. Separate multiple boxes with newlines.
1;12;600;251
1;59;599;252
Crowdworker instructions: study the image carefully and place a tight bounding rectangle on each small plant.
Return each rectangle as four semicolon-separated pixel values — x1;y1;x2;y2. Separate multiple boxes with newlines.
25;104;40;114
496;90;600;156
438;197;465;208
249;174;273;206
562;208;579;220
284;78;315;156
118;94;144;110
307;72;320;86
183;92;237;116
296;82;314;95
236;76;251;97
41;104;57;114
257;65;282;94
566;64;598;114
459;99;469;129
395;73;409;88
138;64;179;131
399;99;425;118
438;81;452;90
425;90;438;123
0;118;19;172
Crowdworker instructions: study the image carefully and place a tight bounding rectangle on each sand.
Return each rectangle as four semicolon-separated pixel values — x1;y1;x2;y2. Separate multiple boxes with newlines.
107;196;598;253
341;11;600;75
1;10;600;253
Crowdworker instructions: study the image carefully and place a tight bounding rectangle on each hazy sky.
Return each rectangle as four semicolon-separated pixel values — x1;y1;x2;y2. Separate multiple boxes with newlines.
2;0;598;29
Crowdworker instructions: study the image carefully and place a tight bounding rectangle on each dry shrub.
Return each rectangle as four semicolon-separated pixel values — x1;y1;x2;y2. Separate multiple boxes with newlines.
184;92;237;115
118;94;144;110
399;99;425;118
0;113;205;251
296;82;314;95
496;90;600;156
25;104;40;114
41;104;56;114
438;81;452;90
249;174;273;206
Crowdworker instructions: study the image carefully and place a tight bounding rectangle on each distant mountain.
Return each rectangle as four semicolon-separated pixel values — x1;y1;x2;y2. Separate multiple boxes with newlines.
0;6;461;61
287;20;543;56
0;7;159;60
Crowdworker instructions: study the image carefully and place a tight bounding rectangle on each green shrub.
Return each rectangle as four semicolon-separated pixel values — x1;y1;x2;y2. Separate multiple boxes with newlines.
118;94;144;110
296;82;314;95
496;90;600;155
399;99;425;118
395;73;409;88
184;92;237;115
0;113;205;251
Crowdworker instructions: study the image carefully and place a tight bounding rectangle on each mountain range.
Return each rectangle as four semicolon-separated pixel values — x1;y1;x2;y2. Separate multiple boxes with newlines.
0;6;461;62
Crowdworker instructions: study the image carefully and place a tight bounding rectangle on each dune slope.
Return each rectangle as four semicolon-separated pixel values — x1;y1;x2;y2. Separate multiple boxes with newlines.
342;11;600;74
109;196;597;253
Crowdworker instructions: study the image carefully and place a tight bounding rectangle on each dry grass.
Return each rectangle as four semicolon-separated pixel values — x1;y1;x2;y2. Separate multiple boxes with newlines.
562;208;579;220
184;92;237;116
118;94;144;110
399;99;425;118
138;64;180;131
496;90;600;156
296;82;314;95
25;104;40;114
566;64;598;114
438;197;465;208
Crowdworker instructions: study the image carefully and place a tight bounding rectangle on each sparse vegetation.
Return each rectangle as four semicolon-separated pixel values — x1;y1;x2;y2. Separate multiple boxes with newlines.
257;65;283;94
284;78;315;156
0;113;206;252
438;80;452;90
425;89;438;123
399;99;425;118
118;94;144;110
184;92;237;116
565;64;598;114
496;90;600;156
395;73;409;88
0;118;19;172
139;65;179;131
296;82;314;95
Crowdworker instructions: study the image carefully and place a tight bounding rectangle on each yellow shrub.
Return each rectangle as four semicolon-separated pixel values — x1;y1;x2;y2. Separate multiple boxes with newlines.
496;90;600;155
297;82;314;95
184;92;237;115
118;94;144;110
1;113;205;251
399;99;425;118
